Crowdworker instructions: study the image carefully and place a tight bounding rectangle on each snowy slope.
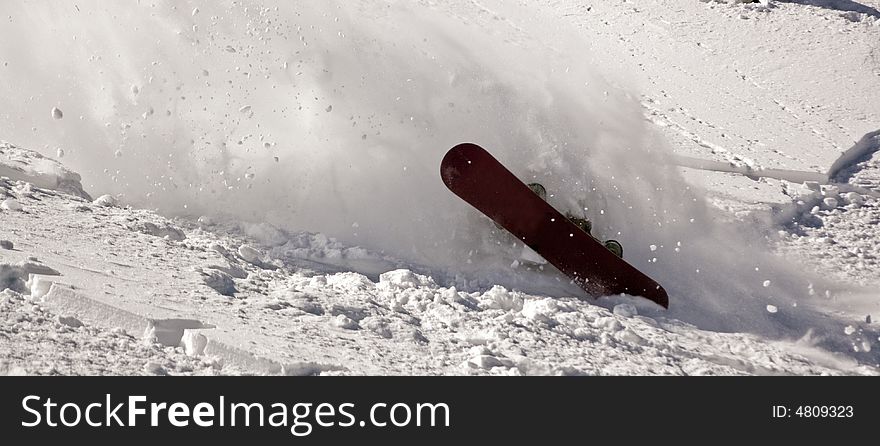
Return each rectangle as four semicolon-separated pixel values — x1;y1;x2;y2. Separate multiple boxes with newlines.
1;0;879;375
1;140;872;375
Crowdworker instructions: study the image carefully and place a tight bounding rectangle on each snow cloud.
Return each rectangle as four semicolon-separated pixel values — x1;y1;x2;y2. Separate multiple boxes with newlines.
0;0;830;336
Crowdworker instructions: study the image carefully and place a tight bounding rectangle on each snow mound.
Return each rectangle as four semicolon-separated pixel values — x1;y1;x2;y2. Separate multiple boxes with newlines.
0;142;90;200
378;270;437;290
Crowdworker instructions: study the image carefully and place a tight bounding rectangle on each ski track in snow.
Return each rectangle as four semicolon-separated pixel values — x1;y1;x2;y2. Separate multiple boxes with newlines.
1;1;880;375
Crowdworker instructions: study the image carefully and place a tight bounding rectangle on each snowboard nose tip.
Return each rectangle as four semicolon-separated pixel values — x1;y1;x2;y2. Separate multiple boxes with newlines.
440;142;484;187
654;287;670;309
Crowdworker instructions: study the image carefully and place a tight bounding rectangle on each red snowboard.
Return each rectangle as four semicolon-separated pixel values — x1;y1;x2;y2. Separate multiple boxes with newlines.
441;143;669;308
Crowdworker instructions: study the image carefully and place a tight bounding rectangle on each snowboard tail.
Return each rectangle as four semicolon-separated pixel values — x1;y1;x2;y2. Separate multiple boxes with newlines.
441;143;669;308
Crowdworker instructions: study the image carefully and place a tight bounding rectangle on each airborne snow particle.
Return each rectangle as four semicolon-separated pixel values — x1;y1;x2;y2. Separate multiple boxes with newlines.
239;105;252;113
325;105;333;112
51;107;63;119
56;148;64;158
763;280;771;288
192;7;200;16
114;149;123;158
649;245;657;252
766;305;778;314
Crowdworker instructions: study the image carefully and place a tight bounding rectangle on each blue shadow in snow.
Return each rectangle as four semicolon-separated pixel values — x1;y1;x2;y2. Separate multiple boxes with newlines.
779;0;880;18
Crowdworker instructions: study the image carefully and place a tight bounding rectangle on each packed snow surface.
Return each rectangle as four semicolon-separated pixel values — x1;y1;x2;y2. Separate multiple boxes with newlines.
1;0;879;374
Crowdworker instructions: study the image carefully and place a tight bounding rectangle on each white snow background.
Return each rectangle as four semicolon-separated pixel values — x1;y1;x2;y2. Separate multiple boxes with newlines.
1;0;879;374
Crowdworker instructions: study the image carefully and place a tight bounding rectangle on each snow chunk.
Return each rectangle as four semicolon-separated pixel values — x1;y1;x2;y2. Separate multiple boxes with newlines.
237;244;262;264
479;285;523;312
201;269;236;296
0;240;12;250
137;221;185;241
243;223;288;247
51;107;63;120
411;329;429;344
803;181;821;192
143;362;167;376
595;316;624;332
766;305;778;314
613;303;638;318
326;272;375;291
843;192;865;207
1;138;89;200
822;197;839;209
13;182;34;198
468;355;506;369
378;269;436;290
616;329;647;346
362;317;393;339
840;11;863;23
28;274;55;299
92;194;118;207
56;315;83;328
289;296;324;316
1;262;60;294
180;330;207;356
1;198;22;211
822;185;840;199
521;298;563;324
332;314;359;330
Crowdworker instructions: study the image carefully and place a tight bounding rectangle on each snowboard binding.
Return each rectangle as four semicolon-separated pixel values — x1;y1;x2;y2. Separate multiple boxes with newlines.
527;183;624;259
